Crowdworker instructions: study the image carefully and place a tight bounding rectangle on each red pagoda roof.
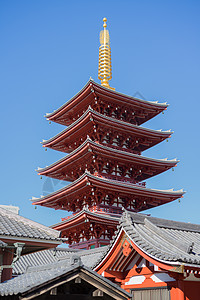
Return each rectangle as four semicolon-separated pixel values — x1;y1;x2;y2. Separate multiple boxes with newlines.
38;139;178;183
32;172;184;212
45;80;168;126
51;208;120;231
51;208;119;248
42;108;172;154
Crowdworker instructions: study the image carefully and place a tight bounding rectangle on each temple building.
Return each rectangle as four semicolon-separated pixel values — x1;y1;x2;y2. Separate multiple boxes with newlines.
0;206;61;283
32;18;184;250
2;210;200;300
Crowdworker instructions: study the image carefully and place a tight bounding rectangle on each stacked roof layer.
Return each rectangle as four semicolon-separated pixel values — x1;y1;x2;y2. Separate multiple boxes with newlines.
34;80;184;248
46;80;168;126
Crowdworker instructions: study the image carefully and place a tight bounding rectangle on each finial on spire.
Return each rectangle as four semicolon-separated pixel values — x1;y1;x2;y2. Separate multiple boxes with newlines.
98;18;115;91
103;17;107;28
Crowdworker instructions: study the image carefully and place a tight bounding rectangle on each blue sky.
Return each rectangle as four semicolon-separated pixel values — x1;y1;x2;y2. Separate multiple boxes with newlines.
0;0;199;226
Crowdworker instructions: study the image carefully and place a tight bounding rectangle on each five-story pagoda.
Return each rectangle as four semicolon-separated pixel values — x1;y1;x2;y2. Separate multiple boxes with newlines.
32;18;184;249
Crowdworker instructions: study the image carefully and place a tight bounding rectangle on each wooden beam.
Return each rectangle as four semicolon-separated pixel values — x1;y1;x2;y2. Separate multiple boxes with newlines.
75;277;81;283
93;289;104;296
80;269;129;300
20;271;80;300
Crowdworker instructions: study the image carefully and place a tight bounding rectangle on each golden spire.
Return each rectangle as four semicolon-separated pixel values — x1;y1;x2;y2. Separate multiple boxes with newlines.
98;18;115;90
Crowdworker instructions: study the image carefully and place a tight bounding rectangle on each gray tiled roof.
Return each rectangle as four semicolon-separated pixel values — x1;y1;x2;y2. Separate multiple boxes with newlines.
93;210;200;269
63;246;109;268
0;207;60;241
13;246;108;275
0;247;128;298
13;248;77;275
0;258;86;296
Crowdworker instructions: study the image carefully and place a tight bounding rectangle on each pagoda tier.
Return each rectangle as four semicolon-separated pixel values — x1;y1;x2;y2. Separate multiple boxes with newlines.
42;107;172;154
32;172;184;213
38;138;178;183
34;19;184;250
45;80;168;127
50;208;120;249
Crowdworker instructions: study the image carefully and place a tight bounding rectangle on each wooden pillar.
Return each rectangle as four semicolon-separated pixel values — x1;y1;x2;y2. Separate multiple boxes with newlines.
176;279;184;300
1;249;14;282
95;239;99;248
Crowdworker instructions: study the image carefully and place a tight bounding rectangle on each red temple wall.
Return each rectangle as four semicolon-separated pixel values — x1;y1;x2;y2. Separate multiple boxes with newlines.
184;281;200;300
121;278;200;300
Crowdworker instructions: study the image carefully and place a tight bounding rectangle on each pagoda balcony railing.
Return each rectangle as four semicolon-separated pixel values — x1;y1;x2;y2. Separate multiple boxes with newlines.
88;206;122;217
93;172;146;187
61;206;122;222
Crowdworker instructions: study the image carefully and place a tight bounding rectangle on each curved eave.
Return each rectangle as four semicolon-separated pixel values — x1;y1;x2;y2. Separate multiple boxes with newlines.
123;224;200;272
32;172;184;207
46;81;92;122
87;174;185;198
46;80;168;125
38;139;178;180
93;210;200;272
93;229;182;274
42;108;172;149
51;210;119;231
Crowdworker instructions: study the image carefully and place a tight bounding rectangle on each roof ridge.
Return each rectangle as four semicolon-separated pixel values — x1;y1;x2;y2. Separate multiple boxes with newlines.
124;211;200;232
26;256;72;273
57;247;108;262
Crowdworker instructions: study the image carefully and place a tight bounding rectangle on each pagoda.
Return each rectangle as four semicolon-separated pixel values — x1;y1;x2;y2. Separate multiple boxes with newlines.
32;18;184;249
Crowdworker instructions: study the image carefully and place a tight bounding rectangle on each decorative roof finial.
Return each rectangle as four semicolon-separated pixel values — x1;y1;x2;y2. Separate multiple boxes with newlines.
98;18;115;91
